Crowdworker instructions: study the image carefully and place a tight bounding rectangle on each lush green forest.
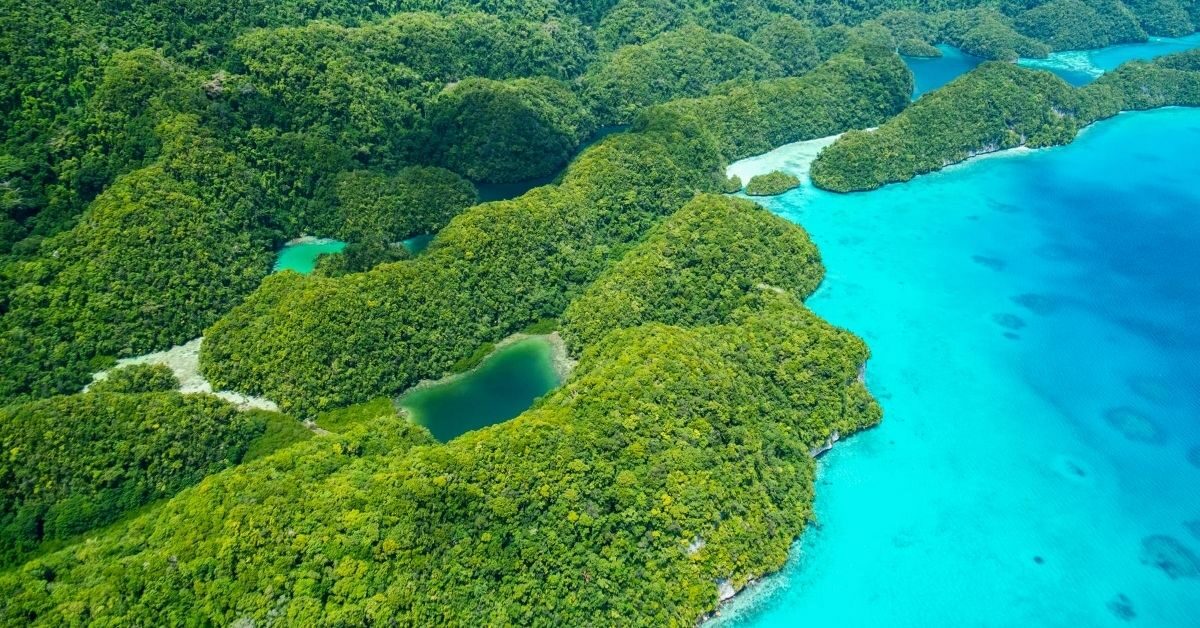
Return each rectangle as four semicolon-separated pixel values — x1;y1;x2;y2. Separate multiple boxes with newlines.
0;391;302;567
199;47;909;416
745;171;803;195
811;50;1200;191
1;0;1199;623
87;364;179;395
561;194;823;351
0;199;879;624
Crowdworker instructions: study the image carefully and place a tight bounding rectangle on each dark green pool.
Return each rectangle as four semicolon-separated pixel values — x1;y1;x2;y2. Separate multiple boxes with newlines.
399;337;562;441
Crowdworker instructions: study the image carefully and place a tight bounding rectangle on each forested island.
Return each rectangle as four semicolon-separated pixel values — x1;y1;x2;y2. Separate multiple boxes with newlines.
2;0;1199;624
811;51;1200;191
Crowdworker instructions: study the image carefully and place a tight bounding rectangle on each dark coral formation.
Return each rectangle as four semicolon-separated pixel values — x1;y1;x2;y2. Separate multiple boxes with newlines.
993;313;1027;330
1107;593;1136;621
1140;535;1200;580
972;255;1006;270
1104;407;1167;444
1011;293;1064;316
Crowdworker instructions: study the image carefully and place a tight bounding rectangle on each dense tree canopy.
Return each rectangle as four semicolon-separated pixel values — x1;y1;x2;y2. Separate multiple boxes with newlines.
0;392;269;566
0;272;878;627
745;171;803;195
584;25;783;123
87;364;179;395
561;194;824;351
200;49;909;416
1;0;1199;624
426;78;596;182
654;45;912;161
320;167;477;242
0;122;275;402
812;62;1083;191
1015;0;1147;50
811;51;1200;191
750;16;823;74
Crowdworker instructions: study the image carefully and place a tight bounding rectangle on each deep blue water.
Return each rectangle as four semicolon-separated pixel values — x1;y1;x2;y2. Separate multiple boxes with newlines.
719;108;1200;626
903;45;983;98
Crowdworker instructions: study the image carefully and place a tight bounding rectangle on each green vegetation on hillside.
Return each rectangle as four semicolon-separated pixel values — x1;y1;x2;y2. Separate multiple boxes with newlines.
0;392;268;566
811;51;1200;191
898;38;943;57
584;25;783;124
200;49;909;416
745;171;802;195
750;17;823;74
427;78;596;182
323;167;476;243
812;62;1081;191
0;126;476;403
87;364;179;394
2;0;1199;624
1015;0;1147;50
0;229;879;625
0;125;276;402
654;45;912;161
561;194;823;351
313;397;399;433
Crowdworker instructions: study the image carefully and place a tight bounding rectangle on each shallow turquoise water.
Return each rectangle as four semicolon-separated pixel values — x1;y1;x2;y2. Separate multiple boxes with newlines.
399;337;562;442
903;45;983;98
1020;34;1200;86
272;239;346;274
720;108;1200;626
274;235;440;274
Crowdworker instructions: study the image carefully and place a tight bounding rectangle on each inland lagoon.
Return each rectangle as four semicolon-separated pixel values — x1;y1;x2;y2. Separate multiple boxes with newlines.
904;35;1200;98
719;107;1200;626
399;336;564;442
272;238;346;274
903;45;983;98
273;235;437;275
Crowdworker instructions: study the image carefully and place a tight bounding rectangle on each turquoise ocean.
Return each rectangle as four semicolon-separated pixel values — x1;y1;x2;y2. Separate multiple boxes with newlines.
720;107;1200;626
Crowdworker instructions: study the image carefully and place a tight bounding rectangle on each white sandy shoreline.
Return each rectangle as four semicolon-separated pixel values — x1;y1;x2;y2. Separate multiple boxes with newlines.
87;337;280;412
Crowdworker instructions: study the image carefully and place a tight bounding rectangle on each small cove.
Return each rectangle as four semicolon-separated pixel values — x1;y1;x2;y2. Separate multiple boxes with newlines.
272;238;347;274
273;235;436;275
398;335;566;442
903;34;1200;96
903;45;984;98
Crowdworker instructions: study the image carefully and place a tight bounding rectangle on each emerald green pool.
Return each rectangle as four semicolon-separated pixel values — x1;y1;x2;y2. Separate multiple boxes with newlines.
272;239;346;274
274;235;436;275
401;234;434;254
399;337;562;441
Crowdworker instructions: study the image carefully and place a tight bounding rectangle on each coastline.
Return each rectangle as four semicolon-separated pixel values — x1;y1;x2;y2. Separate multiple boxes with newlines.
725;134;843;183
811;108;1179;194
